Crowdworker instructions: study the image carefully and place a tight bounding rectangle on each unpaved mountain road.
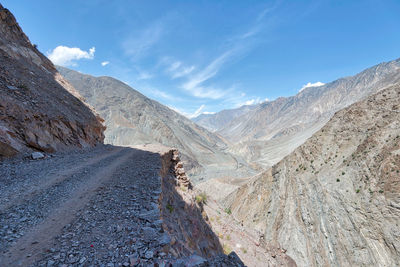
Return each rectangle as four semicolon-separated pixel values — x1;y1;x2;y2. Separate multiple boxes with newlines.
0;145;171;266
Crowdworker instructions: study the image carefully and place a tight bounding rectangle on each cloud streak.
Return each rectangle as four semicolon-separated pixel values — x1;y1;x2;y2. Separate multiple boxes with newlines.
178;5;277;101
122;22;163;61
181;50;235;99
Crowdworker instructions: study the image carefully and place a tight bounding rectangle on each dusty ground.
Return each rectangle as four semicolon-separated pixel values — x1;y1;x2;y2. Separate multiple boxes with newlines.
0;144;176;266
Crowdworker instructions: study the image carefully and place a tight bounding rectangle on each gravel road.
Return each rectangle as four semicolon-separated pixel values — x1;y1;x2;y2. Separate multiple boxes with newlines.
0;145;172;266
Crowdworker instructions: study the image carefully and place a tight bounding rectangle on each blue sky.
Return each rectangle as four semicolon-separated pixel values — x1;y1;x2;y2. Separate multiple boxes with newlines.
4;0;400;117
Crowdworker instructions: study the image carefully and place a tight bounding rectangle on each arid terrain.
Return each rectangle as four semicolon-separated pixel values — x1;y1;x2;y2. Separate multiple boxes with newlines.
224;84;400;266
1;2;400;267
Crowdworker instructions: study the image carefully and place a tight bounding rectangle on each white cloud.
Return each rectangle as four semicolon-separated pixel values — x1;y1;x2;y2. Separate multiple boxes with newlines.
47;46;95;66
202;111;216;115
101;61;110;66
299;81;325;92
167;104;211;119
235;97;269;108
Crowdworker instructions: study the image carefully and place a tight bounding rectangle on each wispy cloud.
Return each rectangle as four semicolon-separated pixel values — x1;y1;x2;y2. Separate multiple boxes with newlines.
160;57;196;79
148;88;175;101
171;65;195;79
101;61;110;66
122;21;163;61
181;50;236;99
136;71;153;80
299;81;325;92
179;4;278;101
47;46;95;66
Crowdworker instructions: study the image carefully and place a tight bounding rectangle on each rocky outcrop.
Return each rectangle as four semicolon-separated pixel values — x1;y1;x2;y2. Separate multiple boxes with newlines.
158;149;245;266
159;149;222;257
0;4;105;158
225;84;400;266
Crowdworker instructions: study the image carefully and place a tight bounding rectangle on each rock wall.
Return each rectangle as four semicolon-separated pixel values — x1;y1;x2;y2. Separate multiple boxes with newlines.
159;149;222;257
157;148;245;266
0;4;105;158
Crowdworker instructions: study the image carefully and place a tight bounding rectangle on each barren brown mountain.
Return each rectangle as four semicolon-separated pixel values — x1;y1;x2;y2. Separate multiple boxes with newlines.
0;4;105;158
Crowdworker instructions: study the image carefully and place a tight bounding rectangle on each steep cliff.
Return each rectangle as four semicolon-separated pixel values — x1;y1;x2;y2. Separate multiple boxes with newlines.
225;84;400;266
0;4;105;158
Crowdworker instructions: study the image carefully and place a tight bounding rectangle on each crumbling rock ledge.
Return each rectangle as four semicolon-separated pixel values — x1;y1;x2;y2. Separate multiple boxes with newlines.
158;148;245;266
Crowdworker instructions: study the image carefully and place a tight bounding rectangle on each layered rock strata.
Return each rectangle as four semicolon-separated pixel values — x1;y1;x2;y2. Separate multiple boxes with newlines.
225;84;400;266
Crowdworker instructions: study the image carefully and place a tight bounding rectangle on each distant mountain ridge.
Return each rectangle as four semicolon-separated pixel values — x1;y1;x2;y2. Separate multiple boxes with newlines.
57;66;254;183
196;58;400;170
192;104;258;132
224;83;400;266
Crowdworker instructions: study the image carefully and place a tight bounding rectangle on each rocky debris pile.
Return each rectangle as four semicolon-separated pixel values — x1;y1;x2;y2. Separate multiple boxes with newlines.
172;150;192;190
0;4;105;159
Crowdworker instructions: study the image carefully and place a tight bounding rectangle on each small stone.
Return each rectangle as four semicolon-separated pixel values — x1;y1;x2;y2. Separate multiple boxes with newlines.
31;152;45;159
47;260;55;267
144;250;153;259
122;262;129;267
159;234;171;246
130;256;140;266
7;85;18;90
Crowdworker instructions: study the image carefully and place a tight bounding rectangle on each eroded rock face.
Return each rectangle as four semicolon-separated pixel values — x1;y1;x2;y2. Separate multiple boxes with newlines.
158;149;245;266
0;4;105;158
159;149;222;257
225;84;400;266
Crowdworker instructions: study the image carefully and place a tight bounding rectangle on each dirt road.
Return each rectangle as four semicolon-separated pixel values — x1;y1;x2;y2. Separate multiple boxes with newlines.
0;145;170;266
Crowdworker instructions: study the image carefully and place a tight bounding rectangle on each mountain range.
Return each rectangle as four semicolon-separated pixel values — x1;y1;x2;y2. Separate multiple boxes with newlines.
57;66;255;183
194;58;400;170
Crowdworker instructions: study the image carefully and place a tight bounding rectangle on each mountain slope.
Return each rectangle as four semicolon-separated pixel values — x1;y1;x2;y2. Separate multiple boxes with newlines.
57;66;254;182
192;104;258;132
0;4;105;158
224;84;400;266
220;58;400;169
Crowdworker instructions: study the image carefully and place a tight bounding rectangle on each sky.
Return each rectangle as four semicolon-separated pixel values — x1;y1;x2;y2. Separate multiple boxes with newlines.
3;0;400;118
